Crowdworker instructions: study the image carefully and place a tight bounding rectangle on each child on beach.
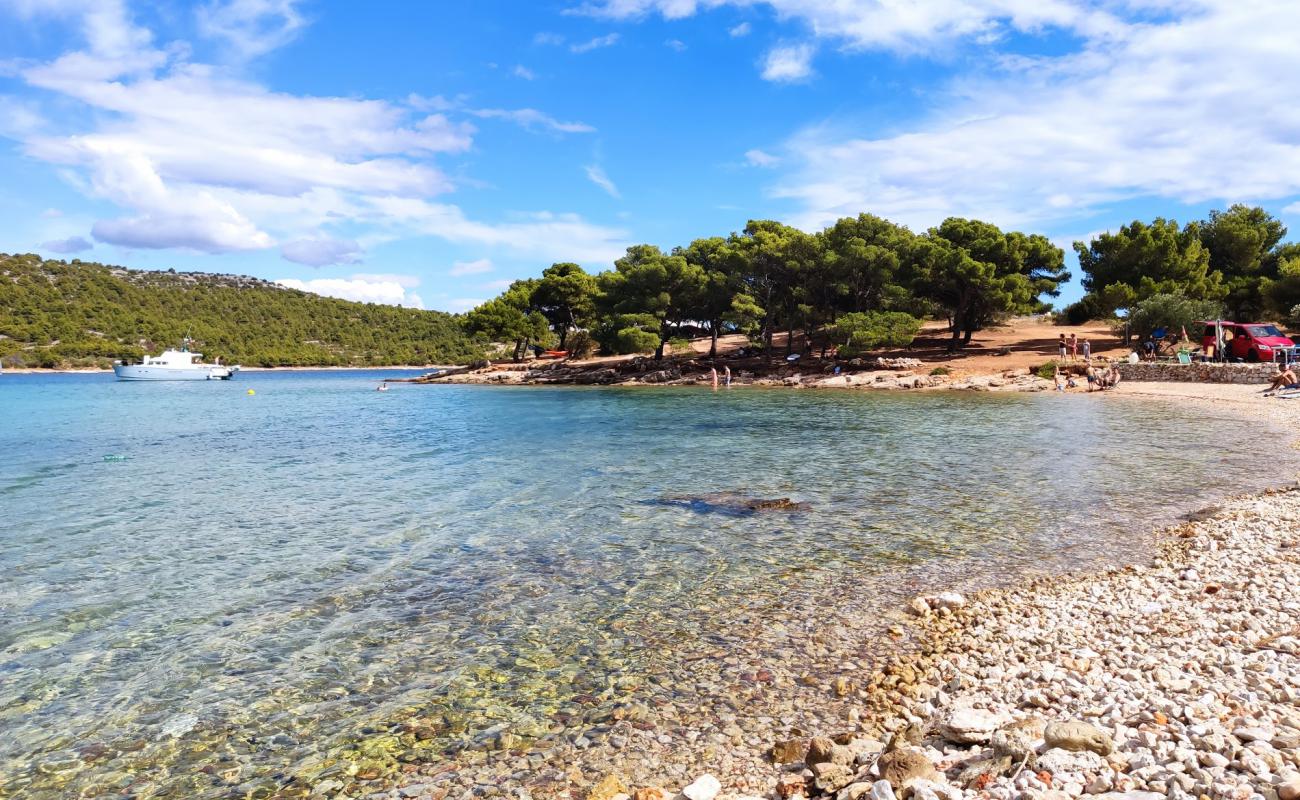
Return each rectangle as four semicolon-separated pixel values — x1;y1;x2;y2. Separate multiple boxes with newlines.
1082;339;1091;361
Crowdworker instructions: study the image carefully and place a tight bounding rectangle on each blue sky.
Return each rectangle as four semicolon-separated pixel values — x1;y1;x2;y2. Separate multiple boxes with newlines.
2;0;1299;311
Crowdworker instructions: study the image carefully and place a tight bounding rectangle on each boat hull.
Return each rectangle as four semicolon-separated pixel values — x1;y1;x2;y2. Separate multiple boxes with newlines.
113;365;236;381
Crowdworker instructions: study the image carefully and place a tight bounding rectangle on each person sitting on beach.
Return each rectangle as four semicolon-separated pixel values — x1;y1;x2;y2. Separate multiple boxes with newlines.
1263;363;1300;395
1053;364;1065;391
1142;338;1156;361
1106;365;1122;390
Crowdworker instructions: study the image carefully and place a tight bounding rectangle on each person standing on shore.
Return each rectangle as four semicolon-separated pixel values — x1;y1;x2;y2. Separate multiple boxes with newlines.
1059;334;1068;360
724;365;731;387
1082;339;1091;361
1068;333;1078;361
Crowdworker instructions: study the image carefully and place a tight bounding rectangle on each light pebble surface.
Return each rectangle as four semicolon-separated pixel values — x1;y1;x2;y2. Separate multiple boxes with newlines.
379;383;1299;800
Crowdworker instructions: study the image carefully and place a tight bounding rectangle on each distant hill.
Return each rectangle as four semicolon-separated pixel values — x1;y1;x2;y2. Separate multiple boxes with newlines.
0;253;483;368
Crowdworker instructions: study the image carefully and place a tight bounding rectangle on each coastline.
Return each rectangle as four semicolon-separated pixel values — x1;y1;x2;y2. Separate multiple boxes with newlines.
366;381;1300;800
0;364;448;374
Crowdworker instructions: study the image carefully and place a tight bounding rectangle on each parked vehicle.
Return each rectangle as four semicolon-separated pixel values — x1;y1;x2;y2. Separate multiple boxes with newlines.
1199;321;1296;362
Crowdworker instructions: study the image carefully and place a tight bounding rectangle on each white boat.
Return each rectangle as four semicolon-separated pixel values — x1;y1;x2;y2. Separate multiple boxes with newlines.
113;340;240;381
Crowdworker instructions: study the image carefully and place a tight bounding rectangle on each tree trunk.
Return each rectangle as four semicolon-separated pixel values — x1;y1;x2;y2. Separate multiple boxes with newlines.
655;338;665;360
558;327;568;350
709;323;719;358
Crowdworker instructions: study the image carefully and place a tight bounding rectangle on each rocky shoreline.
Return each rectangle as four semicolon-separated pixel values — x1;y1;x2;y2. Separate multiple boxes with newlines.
412;356;1055;393
372;486;1300;800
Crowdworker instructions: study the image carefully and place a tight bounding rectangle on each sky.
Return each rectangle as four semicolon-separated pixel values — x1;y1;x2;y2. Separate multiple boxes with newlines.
2;0;1300;312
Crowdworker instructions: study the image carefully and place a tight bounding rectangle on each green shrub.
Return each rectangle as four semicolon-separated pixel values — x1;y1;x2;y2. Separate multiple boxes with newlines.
831;311;922;356
613;327;661;355
929;366;951;376
1035;361;1059;380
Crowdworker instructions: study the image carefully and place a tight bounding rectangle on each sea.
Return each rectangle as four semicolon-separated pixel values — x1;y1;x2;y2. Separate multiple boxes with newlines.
0;370;1286;798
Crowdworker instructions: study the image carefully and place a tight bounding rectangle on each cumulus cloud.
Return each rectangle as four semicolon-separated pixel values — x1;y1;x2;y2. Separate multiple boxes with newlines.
584;164;620;198
570;33;620;53
760;43;814;82
744;148;778;167
729;21;751;37
665;38;687;51
276;275;423;308
513;64;536;80
41;235;93;253
449;258;493;276
281;237;361;266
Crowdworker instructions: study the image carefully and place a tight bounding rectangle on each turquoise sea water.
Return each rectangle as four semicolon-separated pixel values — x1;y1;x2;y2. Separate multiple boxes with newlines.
0;372;1287;798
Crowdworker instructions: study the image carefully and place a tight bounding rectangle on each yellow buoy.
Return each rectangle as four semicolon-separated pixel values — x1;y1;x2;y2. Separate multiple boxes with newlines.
247;389;255;395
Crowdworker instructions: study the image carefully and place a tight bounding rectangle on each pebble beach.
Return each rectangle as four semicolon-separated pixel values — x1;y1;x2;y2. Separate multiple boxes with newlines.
374;382;1300;800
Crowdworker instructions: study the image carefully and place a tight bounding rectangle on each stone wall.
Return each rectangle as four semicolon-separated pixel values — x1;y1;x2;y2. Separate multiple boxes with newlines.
1116;361;1275;384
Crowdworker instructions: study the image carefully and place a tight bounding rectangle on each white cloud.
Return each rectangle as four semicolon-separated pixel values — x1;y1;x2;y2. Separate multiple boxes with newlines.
41;235;93;253
769;1;1300;232
575;0;1123;54
728;21;751;37
449;258;493;276
281;236;361;266
513;64;536;80
276;275;423;308
665;38;687;51
533;31;565;46
570;33;620;53
744;148;778;167
352;272;421;288
584;164;621;198
363;197;629;264
196;0;306;58
760;42;814;82
0;2;623;263
468;107;595;134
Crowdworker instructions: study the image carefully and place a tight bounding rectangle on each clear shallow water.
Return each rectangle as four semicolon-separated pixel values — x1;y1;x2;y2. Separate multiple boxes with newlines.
0;372;1287;798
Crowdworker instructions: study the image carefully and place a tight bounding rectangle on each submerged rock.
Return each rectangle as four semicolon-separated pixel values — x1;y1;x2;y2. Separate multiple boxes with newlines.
650;492;810;515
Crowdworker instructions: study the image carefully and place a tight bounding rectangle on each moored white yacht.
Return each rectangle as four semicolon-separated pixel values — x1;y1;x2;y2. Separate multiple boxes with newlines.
113;340;240;381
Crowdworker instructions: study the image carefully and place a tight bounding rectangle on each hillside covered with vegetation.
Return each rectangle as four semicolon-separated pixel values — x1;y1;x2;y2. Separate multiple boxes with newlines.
0;254;484;368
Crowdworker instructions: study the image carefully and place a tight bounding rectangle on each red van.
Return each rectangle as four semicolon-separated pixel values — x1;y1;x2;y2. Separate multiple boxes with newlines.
1200;321;1296;362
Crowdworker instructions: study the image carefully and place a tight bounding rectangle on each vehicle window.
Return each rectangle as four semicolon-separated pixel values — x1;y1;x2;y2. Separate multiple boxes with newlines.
1203;325;1216;338
1247;325;1282;337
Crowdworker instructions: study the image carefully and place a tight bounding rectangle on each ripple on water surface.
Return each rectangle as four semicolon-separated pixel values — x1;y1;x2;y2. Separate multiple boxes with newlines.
0;372;1287;798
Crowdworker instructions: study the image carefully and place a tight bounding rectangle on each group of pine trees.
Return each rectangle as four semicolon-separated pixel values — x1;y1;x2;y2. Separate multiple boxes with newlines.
466;215;1069;360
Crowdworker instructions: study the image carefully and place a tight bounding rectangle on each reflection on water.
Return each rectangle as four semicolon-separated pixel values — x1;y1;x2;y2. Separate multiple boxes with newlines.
0;373;1288;798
